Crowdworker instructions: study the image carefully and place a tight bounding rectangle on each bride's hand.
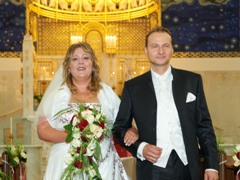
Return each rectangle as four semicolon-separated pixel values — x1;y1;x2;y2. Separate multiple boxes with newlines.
124;127;139;146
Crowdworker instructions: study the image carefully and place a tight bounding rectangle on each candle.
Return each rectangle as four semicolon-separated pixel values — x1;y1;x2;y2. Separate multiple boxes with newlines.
10;117;13;135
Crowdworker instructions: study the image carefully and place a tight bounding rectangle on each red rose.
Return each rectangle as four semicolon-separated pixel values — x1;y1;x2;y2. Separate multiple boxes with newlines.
237;152;240;159
74;160;83;169
99;122;105;129
88;156;93;164
77;147;81;153
81;136;87;142
87;107;93;111
76;120;89;131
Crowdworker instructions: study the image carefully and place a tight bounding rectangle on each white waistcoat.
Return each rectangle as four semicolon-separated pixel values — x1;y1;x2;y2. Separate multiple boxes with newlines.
152;68;188;168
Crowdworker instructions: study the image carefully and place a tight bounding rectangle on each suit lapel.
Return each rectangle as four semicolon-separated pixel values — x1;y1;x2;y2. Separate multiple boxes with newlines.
172;68;186;111
145;71;156;95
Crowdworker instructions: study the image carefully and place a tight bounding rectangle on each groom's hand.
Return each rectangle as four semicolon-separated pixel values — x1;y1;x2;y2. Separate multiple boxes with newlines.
143;144;162;163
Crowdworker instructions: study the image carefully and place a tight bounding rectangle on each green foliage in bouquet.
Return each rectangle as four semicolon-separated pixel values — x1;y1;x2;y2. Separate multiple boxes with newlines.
0;170;9;180
4;144;27;167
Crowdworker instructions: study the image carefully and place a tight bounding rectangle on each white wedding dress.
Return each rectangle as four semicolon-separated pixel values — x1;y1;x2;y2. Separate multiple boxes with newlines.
44;103;128;180
36;66;128;180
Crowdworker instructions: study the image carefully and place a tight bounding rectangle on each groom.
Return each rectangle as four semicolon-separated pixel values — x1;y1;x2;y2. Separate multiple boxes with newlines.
112;26;219;180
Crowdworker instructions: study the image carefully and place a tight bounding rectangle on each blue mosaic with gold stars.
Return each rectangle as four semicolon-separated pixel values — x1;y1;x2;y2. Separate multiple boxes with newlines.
0;1;25;52
162;0;239;52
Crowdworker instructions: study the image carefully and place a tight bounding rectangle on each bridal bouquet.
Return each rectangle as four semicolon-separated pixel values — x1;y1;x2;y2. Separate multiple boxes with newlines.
54;104;111;180
233;144;240;179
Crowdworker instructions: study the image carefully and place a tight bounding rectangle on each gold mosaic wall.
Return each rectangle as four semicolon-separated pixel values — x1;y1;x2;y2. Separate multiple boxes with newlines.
37;18;72;55
36;17;151;56
116;18;150;54
33;16;240;58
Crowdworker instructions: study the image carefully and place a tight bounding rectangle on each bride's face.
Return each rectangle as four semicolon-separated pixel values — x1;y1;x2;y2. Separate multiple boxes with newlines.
68;47;93;82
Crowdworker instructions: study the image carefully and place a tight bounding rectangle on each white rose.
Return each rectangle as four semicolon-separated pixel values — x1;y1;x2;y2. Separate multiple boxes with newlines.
14;157;20;164
85;114;95;124
88;167;97;178
233;155;240;167
71;138;81;148
21;151;27;159
86;140;96;156
235;144;240;152
81;109;92;118
90;124;103;138
73;131;80;139
82;110;95;124
68;146;76;155
65;155;74;165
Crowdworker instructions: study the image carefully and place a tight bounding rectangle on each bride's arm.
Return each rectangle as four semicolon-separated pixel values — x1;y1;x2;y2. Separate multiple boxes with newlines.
124;126;139;146
37;118;68;143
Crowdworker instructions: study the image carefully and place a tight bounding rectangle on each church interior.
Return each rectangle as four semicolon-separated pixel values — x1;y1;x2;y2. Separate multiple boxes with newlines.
0;0;239;179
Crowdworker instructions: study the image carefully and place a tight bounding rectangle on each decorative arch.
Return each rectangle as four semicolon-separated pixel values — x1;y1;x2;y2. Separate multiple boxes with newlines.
81;22;106;50
86;30;103;65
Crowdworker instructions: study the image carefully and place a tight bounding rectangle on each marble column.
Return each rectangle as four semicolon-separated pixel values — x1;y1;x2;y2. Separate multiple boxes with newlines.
22;35;34;119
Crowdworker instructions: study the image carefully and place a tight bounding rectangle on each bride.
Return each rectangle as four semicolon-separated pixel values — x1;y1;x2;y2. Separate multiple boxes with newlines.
36;42;137;180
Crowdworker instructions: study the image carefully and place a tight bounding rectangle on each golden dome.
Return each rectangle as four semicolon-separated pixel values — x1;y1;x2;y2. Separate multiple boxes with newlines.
27;0;159;22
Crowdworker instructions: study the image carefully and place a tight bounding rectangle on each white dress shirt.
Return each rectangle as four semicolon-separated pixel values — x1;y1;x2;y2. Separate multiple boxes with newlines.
137;66;188;168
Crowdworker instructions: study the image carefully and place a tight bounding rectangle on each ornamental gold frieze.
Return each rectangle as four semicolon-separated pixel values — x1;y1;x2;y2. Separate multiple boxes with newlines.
27;0;159;22
173;52;240;58
0;52;22;58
